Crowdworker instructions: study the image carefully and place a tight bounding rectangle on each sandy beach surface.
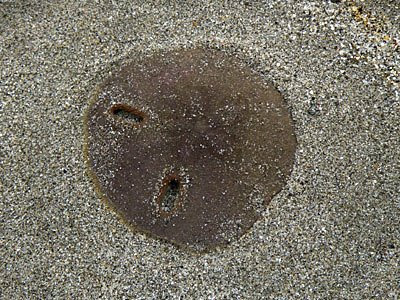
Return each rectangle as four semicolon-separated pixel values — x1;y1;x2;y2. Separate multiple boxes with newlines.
1;0;399;298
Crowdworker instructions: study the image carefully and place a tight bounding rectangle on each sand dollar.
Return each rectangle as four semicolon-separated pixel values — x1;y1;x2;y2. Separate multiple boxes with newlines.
84;48;297;251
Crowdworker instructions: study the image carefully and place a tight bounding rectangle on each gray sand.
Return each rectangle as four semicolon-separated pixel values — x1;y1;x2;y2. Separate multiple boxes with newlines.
1;0;399;299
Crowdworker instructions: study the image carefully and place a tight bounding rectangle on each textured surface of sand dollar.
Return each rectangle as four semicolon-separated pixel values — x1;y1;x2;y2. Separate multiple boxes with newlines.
85;49;297;250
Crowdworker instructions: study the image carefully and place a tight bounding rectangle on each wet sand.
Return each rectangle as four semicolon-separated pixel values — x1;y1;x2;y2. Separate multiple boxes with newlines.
1;1;399;298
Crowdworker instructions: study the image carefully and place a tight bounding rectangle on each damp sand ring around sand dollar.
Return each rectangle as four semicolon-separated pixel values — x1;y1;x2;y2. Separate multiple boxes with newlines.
83;48;297;252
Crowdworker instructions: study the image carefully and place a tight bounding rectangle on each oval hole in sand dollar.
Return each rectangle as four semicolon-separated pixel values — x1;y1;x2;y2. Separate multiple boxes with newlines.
109;103;147;124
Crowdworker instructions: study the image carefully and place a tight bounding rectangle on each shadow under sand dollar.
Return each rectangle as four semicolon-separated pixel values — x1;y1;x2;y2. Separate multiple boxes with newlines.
83;48;297;252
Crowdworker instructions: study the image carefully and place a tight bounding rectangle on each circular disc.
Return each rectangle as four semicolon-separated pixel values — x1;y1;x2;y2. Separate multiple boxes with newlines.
84;48;297;251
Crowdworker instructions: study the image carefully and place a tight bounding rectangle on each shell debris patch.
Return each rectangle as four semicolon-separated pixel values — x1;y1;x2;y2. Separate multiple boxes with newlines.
84;48;297;251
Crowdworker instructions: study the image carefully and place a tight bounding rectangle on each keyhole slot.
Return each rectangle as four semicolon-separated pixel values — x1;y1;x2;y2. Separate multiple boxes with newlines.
157;175;182;218
109;103;147;124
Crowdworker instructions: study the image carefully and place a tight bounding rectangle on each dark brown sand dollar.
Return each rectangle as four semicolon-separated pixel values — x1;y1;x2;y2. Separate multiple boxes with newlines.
84;48;297;251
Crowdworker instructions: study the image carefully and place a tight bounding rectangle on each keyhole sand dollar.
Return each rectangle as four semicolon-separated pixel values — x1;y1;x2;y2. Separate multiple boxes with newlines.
84;48;297;251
